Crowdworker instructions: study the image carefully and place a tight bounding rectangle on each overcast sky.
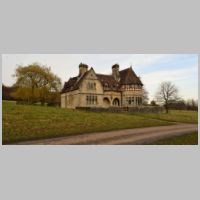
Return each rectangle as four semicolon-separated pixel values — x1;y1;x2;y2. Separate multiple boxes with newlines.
2;54;198;101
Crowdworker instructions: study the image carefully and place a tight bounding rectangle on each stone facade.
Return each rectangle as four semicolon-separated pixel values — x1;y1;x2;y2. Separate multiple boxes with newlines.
61;63;144;109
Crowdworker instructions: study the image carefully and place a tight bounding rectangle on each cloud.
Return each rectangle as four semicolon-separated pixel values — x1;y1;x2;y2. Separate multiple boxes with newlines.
130;54;169;68
141;66;198;100
141;66;198;86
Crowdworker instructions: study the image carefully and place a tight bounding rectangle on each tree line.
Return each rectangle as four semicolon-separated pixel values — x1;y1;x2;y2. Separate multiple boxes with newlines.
151;81;198;112
150;98;198;111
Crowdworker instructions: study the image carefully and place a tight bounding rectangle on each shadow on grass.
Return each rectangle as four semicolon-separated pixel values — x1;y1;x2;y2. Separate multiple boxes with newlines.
147;132;198;145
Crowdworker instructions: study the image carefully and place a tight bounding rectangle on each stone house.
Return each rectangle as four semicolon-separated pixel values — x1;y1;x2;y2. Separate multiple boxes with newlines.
61;63;144;109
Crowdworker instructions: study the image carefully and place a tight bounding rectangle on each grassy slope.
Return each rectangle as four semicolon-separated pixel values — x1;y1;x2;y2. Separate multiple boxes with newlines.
3;101;173;144
149;132;198;145
135;110;198;124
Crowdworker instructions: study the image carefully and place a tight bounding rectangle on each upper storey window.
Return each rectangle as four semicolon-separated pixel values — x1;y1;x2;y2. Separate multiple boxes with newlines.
87;82;96;90
121;84;142;90
104;83;109;89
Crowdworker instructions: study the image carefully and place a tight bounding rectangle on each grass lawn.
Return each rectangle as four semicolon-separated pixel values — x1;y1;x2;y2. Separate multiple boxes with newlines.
136;110;198;124
149;132;198;145
2;101;174;144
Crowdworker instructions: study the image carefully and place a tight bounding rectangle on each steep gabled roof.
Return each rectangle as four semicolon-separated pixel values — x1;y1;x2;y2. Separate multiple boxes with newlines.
61;77;78;93
73;70;90;90
61;66;143;93
96;74;120;91
61;70;90;93
119;67;143;86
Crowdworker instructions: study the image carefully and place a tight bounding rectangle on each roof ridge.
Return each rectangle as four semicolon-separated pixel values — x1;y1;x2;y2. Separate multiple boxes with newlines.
96;73;112;76
119;67;131;72
69;76;78;80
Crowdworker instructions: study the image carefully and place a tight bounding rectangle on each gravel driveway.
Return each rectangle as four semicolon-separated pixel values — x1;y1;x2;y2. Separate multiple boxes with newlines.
14;123;198;145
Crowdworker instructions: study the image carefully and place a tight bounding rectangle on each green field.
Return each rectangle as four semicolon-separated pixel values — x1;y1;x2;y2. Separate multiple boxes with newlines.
149;132;198;145
2;101;198;144
136;110;198;124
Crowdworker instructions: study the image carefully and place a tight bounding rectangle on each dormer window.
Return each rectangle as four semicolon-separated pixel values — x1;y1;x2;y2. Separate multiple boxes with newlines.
104;83;109;89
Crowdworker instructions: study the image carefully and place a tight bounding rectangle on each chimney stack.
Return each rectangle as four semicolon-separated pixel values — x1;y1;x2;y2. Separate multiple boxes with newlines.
79;63;88;76
112;64;120;81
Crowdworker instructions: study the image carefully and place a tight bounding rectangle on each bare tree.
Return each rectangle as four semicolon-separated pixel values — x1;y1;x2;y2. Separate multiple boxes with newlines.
150;100;157;106
155;81;179;113
142;87;149;105
186;99;198;111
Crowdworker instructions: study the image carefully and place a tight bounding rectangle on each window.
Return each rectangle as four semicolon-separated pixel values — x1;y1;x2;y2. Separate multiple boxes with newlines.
126;97;133;105
135;97;142;105
125;96;142;106
126;97;129;104
87;82;96;90
131;97;135;104
123;85;136;90
112;84;117;90
138;97;142;105
134;85;142;90
104;83;109;89
86;95;98;105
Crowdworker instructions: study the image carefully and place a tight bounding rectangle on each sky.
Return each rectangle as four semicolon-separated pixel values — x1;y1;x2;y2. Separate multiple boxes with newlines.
2;54;198;101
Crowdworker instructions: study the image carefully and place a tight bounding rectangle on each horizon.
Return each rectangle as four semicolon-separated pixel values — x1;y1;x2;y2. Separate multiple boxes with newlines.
2;54;198;101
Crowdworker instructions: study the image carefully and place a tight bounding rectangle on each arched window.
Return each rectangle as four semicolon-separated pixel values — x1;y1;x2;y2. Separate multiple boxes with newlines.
113;98;120;106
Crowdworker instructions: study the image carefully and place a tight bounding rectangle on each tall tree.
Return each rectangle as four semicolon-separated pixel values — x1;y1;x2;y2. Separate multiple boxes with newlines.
12;63;61;105
186;99;198;111
155;81;179;113
150;100;157;106
142;87;149;105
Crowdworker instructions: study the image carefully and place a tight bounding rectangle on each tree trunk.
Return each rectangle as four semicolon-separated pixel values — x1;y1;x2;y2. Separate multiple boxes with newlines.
165;103;169;113
31;86;34;104
41;98;45;106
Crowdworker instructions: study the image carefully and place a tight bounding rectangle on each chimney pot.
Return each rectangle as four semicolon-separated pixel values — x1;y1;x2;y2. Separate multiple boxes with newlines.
112;64;120;81
79;63;88;76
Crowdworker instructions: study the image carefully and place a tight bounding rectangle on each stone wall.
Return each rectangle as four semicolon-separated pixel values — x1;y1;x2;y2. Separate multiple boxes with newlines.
76;106;164;113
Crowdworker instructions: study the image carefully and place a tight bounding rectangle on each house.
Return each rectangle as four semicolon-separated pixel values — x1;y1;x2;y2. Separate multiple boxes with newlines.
61;63;143;109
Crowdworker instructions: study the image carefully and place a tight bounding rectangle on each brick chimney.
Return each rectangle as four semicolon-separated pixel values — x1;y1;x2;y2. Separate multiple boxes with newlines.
112;64;120;81
79;63;88;76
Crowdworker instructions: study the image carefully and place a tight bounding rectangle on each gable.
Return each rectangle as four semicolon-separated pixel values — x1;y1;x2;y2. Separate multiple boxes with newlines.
61;77;78;93
84;68;98;80
96;74;119;91
119;68;143;85
79;68;104;93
